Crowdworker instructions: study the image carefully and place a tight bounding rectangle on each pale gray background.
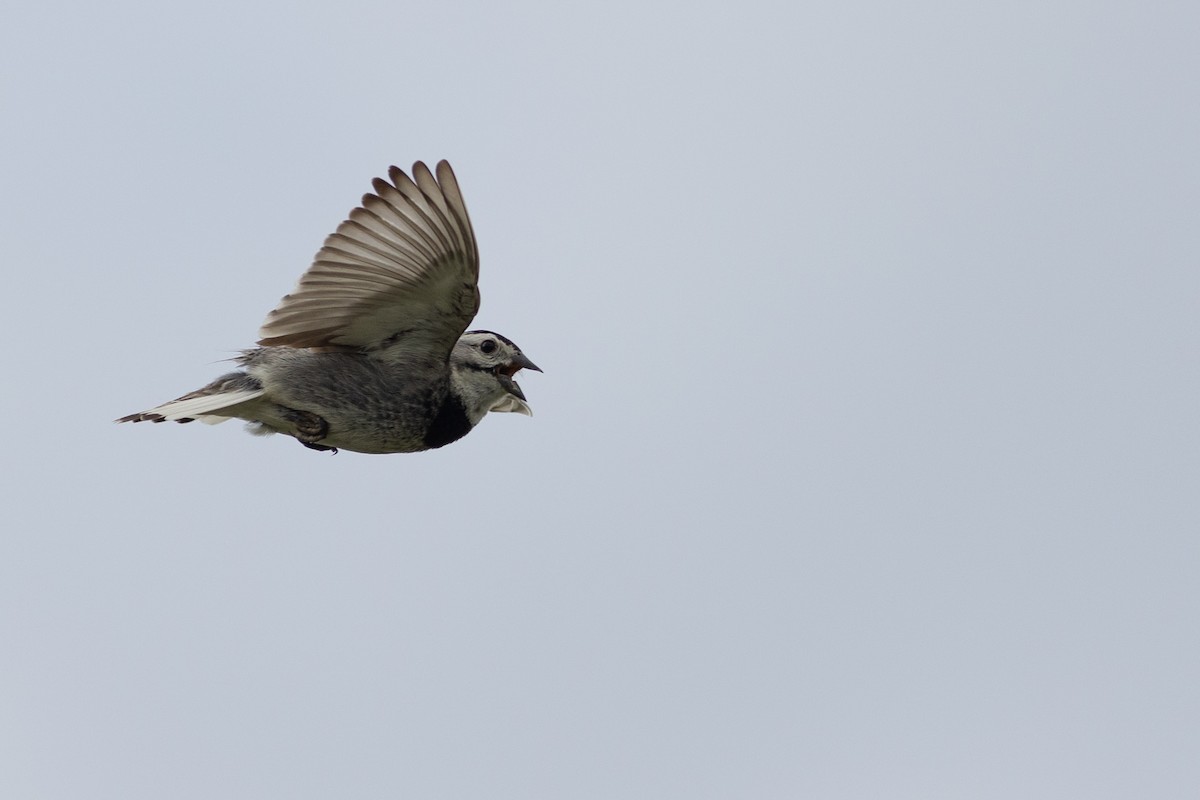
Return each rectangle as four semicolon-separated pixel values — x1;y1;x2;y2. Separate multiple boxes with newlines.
2;1;1197;798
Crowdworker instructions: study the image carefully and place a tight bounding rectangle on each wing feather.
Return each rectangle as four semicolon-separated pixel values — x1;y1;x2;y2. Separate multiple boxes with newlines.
257;160;480;361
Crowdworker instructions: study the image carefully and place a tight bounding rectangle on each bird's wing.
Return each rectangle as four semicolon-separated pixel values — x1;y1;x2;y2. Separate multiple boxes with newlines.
257;160;480;363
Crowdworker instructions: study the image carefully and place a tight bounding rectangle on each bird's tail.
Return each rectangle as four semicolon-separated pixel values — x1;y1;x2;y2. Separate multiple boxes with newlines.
116;373;264;425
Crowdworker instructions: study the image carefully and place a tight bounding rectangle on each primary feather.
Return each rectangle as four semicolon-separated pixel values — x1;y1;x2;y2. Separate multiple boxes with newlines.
257;160;480;363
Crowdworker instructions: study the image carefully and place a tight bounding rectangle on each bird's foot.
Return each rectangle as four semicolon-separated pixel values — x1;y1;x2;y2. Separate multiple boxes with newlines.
301;441;338;454
281;408;335;453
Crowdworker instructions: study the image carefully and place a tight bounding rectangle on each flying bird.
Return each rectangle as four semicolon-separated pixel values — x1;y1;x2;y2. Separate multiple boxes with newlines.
117;160;539;454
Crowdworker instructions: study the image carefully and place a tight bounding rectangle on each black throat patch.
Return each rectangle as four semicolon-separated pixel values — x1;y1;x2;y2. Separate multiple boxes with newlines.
423;392;473;449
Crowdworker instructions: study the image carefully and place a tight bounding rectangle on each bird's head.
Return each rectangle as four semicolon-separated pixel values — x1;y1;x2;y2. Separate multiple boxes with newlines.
451;331;541;419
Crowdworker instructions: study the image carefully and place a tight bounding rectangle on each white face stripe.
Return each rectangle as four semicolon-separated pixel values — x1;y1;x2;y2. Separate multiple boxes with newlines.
455;332;529;368
464;330;518;349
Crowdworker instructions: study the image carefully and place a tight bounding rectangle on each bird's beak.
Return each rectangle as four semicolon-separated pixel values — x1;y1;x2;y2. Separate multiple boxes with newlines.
511;352;542;374
492;352;541;416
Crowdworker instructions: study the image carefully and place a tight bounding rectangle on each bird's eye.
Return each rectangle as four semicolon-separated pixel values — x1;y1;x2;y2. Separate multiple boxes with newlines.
480;339;498;354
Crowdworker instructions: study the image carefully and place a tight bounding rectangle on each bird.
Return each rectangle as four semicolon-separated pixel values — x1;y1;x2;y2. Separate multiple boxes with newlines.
117;160;539;455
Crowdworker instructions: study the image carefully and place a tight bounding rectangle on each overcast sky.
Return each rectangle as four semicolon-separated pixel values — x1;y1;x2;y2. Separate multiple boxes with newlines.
2;2;1198;798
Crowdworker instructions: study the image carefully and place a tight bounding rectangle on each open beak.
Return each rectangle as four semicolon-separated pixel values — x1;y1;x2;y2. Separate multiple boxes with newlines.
492;352;542;415
505;352;542;375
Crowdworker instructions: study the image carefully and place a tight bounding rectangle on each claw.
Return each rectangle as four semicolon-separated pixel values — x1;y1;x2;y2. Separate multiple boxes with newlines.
281;408;330;445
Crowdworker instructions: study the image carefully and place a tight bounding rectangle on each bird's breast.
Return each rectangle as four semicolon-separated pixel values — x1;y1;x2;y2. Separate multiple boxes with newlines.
422;392;473;449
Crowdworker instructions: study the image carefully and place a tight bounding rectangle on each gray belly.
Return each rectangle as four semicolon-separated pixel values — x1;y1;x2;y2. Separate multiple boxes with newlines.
239;349;457;454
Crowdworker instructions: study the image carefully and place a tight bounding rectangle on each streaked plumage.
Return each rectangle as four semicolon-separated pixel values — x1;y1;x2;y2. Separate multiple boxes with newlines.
118;161;539;454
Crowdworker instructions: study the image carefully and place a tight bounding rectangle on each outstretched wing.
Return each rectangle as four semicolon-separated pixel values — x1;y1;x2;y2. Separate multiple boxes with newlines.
257;160;480;363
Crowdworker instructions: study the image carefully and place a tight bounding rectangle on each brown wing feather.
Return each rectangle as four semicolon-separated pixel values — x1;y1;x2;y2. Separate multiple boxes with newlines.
257;160;480;363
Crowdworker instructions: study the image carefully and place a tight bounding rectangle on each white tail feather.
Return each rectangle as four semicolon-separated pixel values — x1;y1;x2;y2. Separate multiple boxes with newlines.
141;389;264;422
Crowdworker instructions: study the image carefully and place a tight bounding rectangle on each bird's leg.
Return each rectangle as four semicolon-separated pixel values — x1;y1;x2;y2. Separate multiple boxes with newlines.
280;407;337;453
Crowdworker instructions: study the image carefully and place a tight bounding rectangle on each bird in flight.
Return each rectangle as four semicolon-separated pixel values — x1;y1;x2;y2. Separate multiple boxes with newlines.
118;160;539;454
